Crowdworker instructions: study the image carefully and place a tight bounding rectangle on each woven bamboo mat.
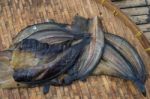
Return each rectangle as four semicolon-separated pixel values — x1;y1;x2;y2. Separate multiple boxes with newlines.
0;0;150;99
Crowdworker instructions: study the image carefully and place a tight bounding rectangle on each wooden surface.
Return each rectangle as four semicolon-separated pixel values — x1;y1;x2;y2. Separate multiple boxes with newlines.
0;0;150;99
113;0;150;42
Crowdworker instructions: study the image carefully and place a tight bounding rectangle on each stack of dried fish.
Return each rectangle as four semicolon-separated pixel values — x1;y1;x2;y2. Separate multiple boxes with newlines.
0;15;147;96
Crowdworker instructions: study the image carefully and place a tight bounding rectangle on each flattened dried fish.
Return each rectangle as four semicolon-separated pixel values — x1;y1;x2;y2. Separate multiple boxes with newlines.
0;15;147;96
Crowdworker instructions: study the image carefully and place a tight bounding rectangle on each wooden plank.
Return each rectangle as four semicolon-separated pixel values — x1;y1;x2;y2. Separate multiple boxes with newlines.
130;15;150;24
144;32;150;41
121;7;149;16
146;0;150;5
113;0;150;8
138;24;150;32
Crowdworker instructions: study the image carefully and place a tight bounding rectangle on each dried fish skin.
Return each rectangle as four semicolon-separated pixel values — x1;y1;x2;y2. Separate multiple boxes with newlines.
92;43;146;96
12;22;68;45
104;33;147;83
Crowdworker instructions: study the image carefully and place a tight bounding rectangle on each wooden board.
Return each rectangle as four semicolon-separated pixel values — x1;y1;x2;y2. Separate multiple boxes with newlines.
113;0;150;8
0;0;150;99
144;32;150;42
138;24;150;32
131;15;150;25
113;0;150;45
121;7;149;16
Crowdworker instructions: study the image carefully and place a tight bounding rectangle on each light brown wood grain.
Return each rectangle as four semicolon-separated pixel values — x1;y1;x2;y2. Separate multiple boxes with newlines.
131;15;150;25
138;24;150;32
144;32;150;42
121;7;149;16
113;0;150;8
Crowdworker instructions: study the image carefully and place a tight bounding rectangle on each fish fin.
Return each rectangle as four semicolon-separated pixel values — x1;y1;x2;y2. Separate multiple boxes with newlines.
62;76;74;85
71;15;89;32
63;69;80;85
134;80;146;96
43;84;50;94
0;50;14;85
79;77;87;82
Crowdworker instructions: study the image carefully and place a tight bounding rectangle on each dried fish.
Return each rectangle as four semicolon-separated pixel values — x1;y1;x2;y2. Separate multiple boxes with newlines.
0;15;147;96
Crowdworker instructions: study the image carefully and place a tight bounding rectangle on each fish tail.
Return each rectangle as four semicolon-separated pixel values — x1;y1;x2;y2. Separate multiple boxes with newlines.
134;79;146;96
71;15;89;32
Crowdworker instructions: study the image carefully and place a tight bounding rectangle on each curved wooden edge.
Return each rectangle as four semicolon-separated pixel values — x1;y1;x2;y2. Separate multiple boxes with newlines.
98;0;150;56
